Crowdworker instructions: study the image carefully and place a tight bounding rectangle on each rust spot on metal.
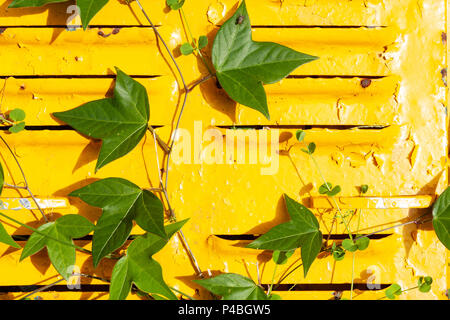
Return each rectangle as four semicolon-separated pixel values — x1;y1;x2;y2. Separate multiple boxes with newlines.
442;32;447;44
441;68;447;86
98;28;121;38
0;28;6;35
360;78;372;88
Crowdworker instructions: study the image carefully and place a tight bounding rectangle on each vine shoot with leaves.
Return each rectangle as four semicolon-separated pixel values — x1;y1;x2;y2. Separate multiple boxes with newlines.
0;0;447;301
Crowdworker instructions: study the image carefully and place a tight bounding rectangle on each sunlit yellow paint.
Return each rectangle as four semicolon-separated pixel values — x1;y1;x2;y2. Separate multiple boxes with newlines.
0;0;445;300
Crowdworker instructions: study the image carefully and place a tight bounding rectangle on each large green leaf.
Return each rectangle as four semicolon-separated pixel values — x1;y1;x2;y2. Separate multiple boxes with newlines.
247;194;322;277
9;0;108;30
432;186;450;250
69;178;166;267
20;215;94;280
194;273;268;300
53;68;149;171
212;0;317;119
109;220;188;300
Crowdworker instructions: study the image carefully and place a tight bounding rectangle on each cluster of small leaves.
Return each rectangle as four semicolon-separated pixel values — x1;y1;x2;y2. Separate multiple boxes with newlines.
318;182;341;197
384;276;432;300
166;0;208;56
0;108;26;133
330;237;370;262
9;0;108;29
417;276;433;293
180;36;208;56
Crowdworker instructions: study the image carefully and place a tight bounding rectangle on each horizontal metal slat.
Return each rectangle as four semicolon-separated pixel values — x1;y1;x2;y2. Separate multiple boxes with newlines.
0;0;395;27
0;76;399;126
0;26;393;76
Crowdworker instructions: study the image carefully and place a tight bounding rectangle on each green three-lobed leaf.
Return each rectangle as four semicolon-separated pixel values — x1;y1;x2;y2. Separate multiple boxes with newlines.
109;219;189;300
53;68;149;171
70;178;166;267
20;215;94;280
194;273;269;300
247;194;322;277
212;0;317;119
9;0;108;30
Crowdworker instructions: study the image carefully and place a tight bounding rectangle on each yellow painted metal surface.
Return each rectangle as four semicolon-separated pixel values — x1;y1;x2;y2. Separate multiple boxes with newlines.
0;0;447;300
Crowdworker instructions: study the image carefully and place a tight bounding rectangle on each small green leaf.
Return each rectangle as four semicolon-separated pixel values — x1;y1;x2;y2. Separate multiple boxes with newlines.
268;294;282;300
319;182;332;195
419;283;431;293
20;215;94;280
355;236;370;251
295;130;306;143
70;178;166;267
360;184;369;194
332;245;345;261
247;194;322;277
272;250;294;265
423;276;433;285
385;283;402;300
166;0;184;10
198;35;208;50
0;222;20;249
194;273;268;300
307;142;316;154
180;43;194;55
8;109;26;122
342;239;358;252
53;68;149;171
432;186;450;250
212;1;317;119
8;122;25;133
327;185;341;197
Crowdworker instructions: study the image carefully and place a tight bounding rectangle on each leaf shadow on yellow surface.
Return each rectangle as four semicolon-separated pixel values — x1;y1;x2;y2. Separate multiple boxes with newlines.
402;172;442;261
71;140;102;174
195;27;237;123
78;254;116;300
1;0;74;42
53;178;102;223
350;268;390;299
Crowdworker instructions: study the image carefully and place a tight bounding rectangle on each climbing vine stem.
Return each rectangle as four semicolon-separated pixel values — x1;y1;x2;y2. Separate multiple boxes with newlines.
0;135;48;223
134;0;204;277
